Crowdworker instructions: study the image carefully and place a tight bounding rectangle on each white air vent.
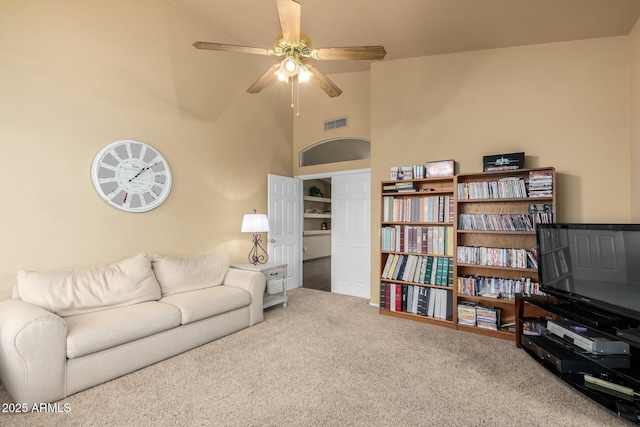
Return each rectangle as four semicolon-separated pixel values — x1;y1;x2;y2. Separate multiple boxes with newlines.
324;117;347;131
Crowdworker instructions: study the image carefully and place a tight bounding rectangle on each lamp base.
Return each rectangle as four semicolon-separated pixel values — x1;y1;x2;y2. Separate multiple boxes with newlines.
248;233;269;265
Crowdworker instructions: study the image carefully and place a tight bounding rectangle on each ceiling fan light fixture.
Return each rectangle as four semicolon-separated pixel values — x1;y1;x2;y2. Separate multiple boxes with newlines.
274;67;289;82
282;57;298;74
297;64;312;83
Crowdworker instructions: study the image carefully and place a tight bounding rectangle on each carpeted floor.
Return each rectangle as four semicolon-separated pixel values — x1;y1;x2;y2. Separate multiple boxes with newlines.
0;288;631;426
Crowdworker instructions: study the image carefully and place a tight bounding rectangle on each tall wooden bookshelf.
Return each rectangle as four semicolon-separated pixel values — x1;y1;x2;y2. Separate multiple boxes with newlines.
378;177;456;328
455;167;556;341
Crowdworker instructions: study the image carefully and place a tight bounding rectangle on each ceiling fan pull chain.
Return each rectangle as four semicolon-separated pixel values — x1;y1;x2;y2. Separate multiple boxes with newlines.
296;78;301;118
290;80;295;110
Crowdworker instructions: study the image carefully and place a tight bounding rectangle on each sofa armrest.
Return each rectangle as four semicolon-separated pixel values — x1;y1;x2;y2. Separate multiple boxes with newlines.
223;269;265;326
0;299;67;405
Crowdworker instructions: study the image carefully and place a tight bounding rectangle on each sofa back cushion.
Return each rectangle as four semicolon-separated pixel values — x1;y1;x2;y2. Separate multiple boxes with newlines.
16;253;161;317
152;251;229;296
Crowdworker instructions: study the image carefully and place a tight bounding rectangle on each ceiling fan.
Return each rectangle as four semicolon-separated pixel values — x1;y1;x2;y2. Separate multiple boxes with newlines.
192;0;386;100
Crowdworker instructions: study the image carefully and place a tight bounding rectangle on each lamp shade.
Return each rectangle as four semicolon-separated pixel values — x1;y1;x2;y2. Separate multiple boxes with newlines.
241;214;270;233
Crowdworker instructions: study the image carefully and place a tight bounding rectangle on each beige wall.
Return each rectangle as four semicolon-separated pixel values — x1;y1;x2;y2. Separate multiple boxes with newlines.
0;0;292;298
631;17;640;221
370;37;631;304
293;71;371;176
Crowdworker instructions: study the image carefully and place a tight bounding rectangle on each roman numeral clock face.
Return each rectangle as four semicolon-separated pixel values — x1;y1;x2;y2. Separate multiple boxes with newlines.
91;140;172;212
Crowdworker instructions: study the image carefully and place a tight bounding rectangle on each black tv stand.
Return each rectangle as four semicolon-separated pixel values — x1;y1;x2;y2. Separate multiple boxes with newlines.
516;294;640;424
617;328;640;345
552;303;620;327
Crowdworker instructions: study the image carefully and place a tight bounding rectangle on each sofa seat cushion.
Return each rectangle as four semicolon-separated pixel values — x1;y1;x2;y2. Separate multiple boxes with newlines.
152;252;229;297
65;301;181;359
160;286;250;325
16;253;161;317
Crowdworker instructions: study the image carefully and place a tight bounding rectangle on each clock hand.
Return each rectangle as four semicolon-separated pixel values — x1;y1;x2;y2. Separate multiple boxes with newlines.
129;162;158;182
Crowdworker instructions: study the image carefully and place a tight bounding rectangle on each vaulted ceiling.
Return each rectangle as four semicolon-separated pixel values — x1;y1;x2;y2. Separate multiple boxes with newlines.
171;0;640;74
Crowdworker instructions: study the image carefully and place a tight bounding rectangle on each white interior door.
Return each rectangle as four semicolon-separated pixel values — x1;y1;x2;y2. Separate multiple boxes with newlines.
331;172;371;298
267;174;302;290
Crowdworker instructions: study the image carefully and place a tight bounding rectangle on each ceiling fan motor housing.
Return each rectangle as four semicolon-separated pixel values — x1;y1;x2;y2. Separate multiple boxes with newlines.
273;33;312;59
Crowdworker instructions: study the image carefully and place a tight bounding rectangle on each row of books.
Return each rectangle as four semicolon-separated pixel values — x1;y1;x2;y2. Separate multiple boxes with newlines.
457;246;538;269
458;213;536;232
381;225;453;255
457;302;501;330
381;254;454;287
381;283;453;320
382;195;454;223
457;177;528;200
383;181;417;192
528;170;553;198
457;275;544;300
457;171;554;200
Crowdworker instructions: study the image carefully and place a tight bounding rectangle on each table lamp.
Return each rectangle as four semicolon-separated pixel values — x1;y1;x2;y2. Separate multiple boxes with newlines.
241;209;270;265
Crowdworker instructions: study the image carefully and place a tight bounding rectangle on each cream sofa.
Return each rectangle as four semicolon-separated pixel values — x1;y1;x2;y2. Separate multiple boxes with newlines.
0;251;265;405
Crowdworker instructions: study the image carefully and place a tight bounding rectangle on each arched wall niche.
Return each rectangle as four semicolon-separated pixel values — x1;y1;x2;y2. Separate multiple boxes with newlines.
299;138;371;167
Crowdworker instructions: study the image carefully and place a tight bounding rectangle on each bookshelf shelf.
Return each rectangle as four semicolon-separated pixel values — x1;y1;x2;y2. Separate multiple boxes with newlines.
382;221;454;227
382;190;453;196
457;197;553;203
303;230;331;236
380;309;456;328
382;250;453;257
457;323;515;339
456;230;536;235
303;195;331;203
456;295;517;305
457;263;538;273
455;167;556;340
304;213;331;219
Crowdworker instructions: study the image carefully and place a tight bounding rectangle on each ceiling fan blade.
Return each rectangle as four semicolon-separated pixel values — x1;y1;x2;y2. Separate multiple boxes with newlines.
276;0;301;44
312;46;387;61
247;64;281;94
306;65;342;98
193;41;272;56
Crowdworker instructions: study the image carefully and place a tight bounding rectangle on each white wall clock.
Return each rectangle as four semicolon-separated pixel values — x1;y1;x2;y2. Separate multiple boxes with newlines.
91;140;172;212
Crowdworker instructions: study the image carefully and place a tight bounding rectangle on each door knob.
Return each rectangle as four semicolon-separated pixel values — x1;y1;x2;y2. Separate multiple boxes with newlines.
269;239;276;243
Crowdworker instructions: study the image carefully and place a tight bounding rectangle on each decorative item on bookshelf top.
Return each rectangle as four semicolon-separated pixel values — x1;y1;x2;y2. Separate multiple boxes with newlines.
426;160;455;178
390;166;415;180
482;152;525;172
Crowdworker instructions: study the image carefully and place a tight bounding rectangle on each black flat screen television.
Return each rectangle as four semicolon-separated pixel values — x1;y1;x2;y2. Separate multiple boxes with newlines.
537;223;640;324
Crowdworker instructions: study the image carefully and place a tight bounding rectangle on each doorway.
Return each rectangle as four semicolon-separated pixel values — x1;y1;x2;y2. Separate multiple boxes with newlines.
298;169;371;299
302;178;332;292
